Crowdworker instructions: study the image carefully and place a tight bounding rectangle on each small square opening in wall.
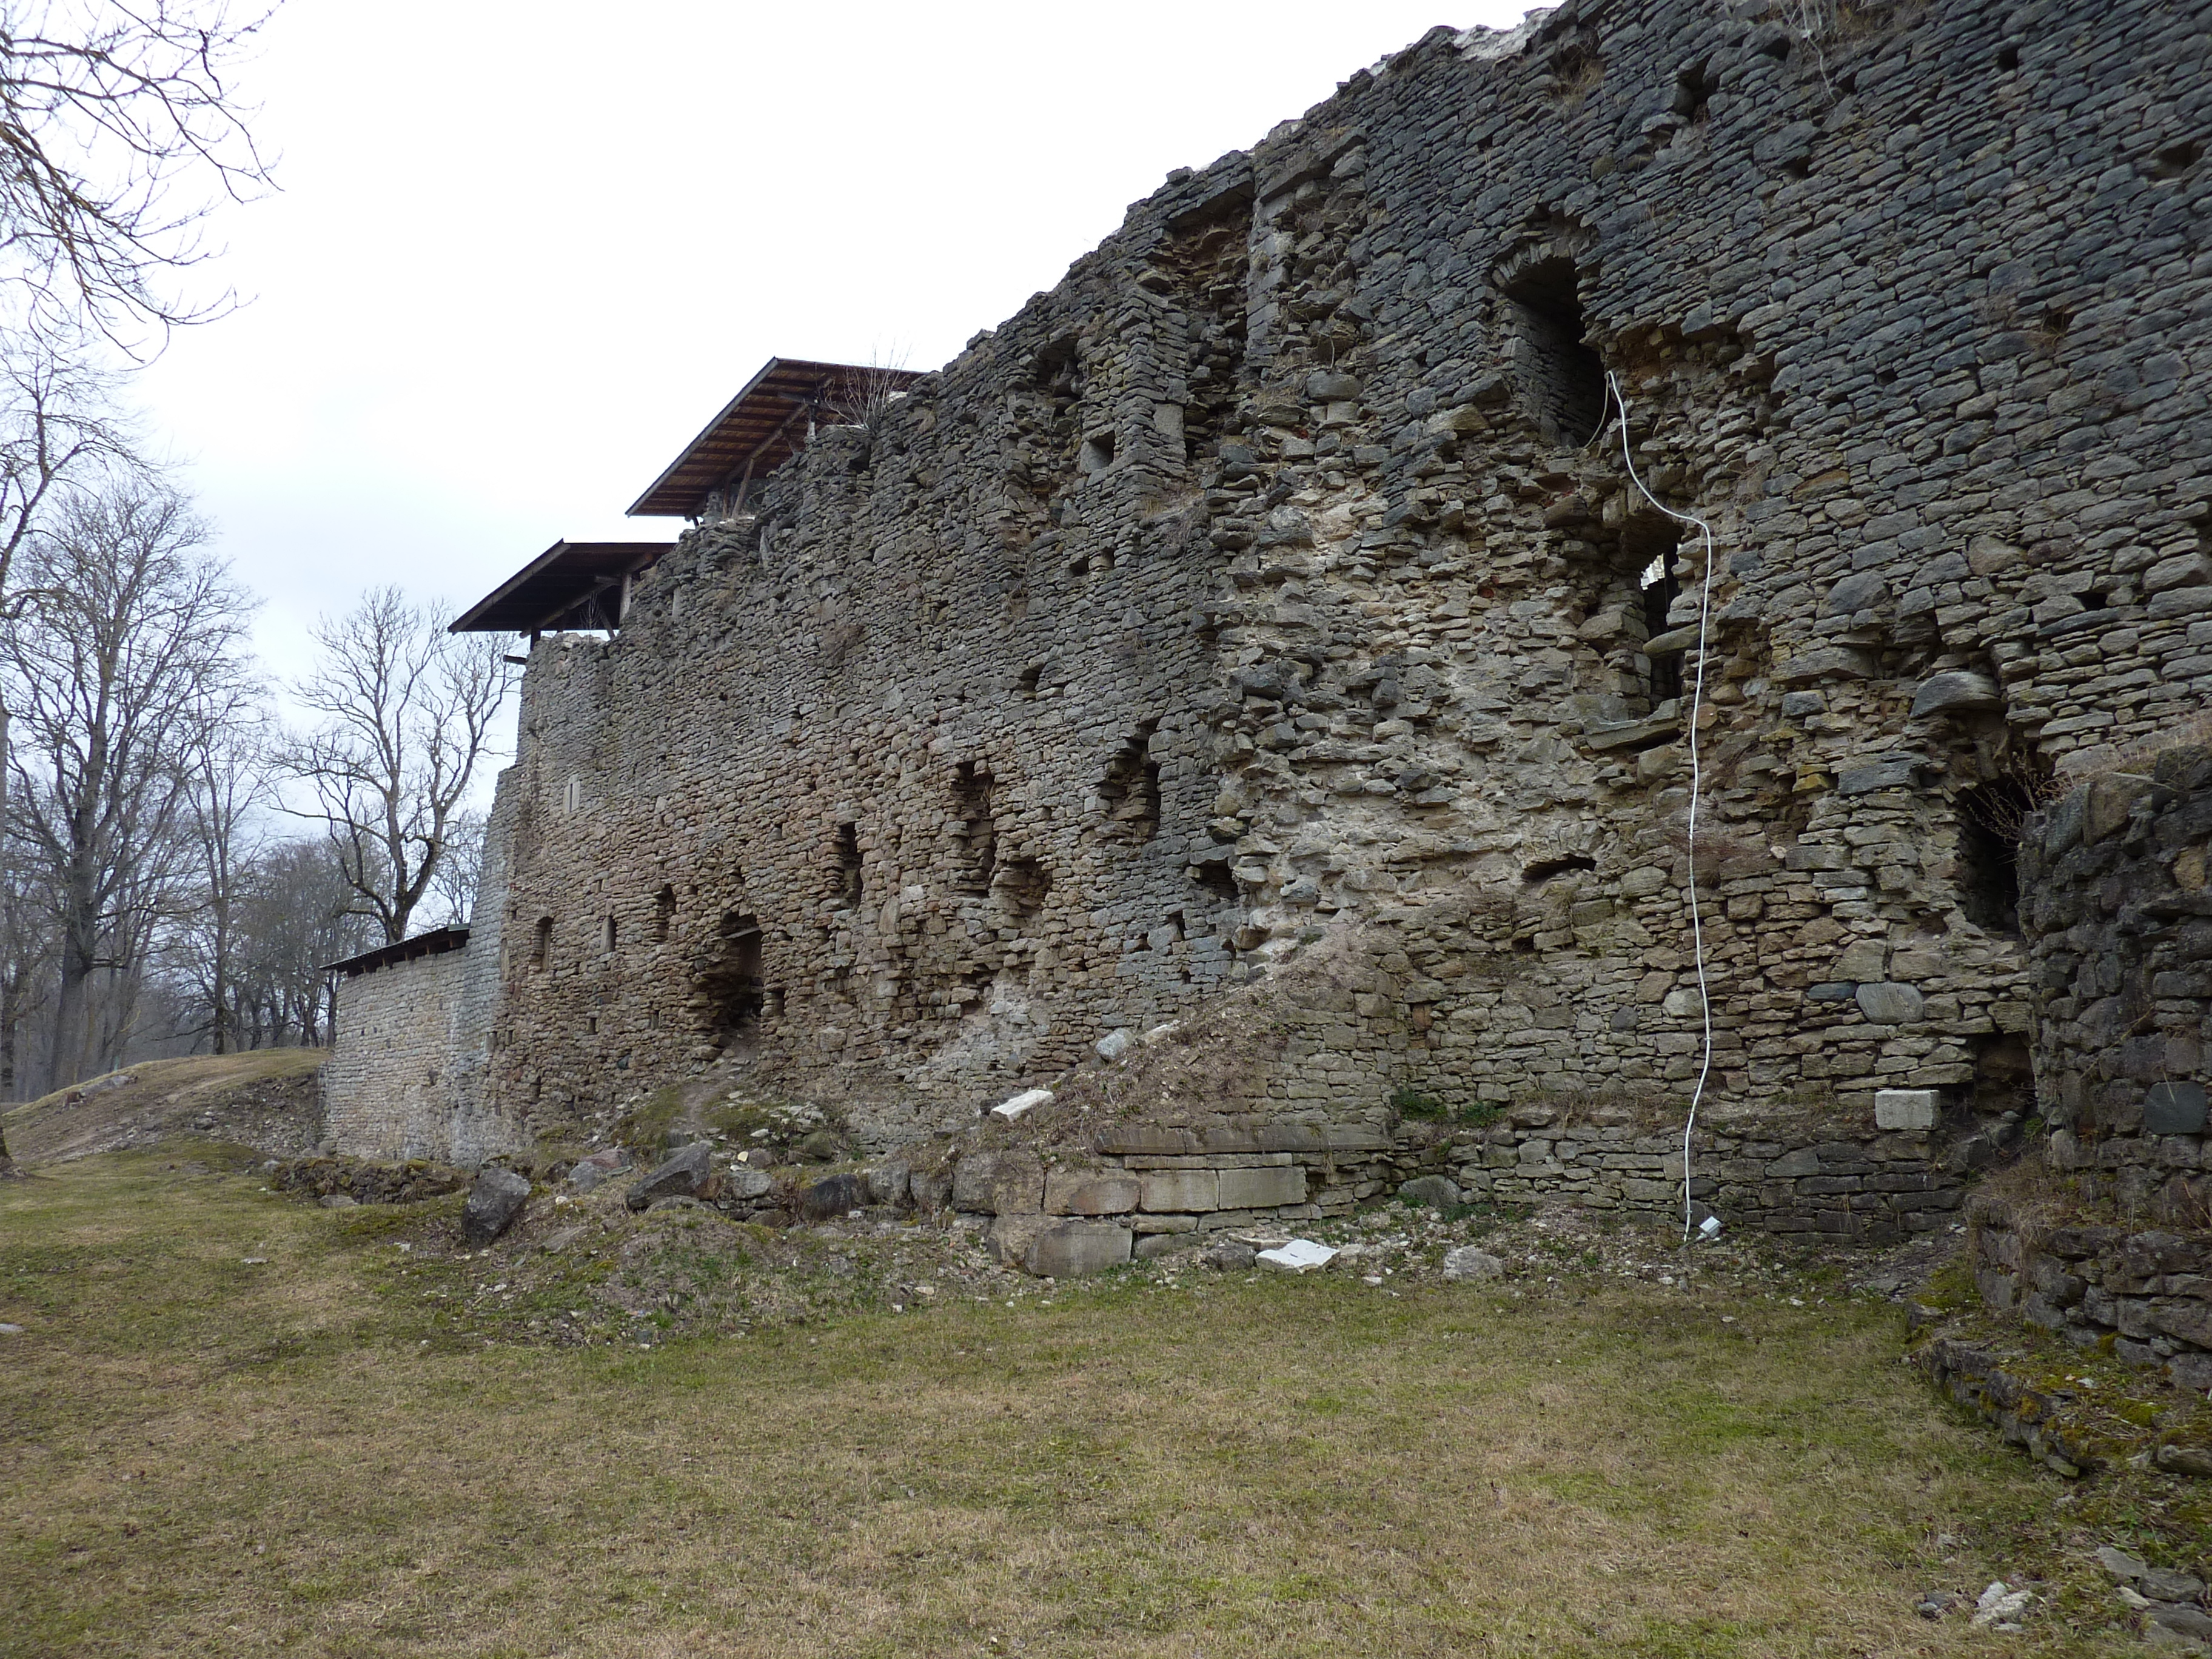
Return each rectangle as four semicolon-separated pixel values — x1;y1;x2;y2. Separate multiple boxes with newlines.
1078;431;1116;475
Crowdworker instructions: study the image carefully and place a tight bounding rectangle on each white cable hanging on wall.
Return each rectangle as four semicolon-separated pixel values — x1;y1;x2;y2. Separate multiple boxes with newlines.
1601;370;1719;1242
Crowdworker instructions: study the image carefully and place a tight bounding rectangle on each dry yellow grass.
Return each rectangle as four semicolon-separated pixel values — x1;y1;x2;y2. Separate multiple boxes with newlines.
0;1149;2148;1658
2;1049;323;1165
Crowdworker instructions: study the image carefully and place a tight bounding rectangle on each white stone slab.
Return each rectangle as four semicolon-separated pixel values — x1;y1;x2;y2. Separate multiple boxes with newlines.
1256;1239;1338;1273
1874;1088;1937;1130
991;1087;1054;1122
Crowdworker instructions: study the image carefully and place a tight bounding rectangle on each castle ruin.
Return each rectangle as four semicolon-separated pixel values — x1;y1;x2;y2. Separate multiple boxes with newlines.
324;0;2211;1273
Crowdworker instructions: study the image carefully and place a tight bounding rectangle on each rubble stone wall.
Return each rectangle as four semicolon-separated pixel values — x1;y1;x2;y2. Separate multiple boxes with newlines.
1966;1194;2212;1397
417;0;2205;1202
2020;742;2212;1228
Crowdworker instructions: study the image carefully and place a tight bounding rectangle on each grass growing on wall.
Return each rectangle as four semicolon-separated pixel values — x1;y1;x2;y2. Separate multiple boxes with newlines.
0;1147;2150;1658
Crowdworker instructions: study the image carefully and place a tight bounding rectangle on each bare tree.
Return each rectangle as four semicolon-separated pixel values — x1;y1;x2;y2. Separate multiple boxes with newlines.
285;588;514;947
2;480;252;1088
170;716;263;1051
423;803;483;927
0;1;280;354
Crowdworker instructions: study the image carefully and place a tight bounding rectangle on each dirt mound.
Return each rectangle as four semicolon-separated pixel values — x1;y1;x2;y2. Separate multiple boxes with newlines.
2;1049;324;1167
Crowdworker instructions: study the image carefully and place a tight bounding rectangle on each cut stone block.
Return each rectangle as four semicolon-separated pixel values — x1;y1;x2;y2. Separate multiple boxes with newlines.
1218;1165;1307;1209
952;1150;1045;1215
1141;1169;1219;1212
1874;1089;1937;1130
1856;982;1925;1025
1028;1220;1132;1278
1044;1169;1140;1215
2143;1081;2208;1136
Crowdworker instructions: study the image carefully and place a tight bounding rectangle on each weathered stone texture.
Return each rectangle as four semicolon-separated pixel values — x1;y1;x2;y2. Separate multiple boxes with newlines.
2020;742;2212;1227
338;0;2209;1215
326;950;525;1164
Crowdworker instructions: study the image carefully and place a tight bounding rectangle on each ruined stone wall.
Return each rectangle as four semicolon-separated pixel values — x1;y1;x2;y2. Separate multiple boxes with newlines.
472;0;2211;1176
2021;742;2212;1227
324;952;469;1161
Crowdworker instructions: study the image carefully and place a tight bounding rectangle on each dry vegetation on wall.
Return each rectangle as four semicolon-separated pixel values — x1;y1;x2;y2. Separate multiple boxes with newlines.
0;1145;2202;1658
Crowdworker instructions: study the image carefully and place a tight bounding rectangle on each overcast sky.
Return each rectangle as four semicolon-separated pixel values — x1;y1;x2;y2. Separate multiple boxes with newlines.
133;0;1533;686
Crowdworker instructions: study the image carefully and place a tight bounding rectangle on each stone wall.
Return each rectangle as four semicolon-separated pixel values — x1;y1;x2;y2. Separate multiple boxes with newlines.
325;931;529;1165
945;1106;1972;1272
423;0;2207;1208
324;950;469;1161
2020;742;2212;1228
1965;1192;2212;1396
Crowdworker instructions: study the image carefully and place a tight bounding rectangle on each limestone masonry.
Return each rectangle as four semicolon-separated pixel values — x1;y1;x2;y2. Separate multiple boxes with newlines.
326;0;2210;1292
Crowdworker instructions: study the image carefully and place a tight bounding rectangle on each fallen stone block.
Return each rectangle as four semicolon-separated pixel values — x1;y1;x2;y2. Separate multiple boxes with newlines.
1028;1219;1131;1278
626;1142;711;1212
462;1167;531;1245
1443;1245;1504;1281
1203;1241;1258;1271
723;1167;774;1202
1256;1239;1337;1273
566;1148;632;1193
990;1087;1054;1122
797;1171;869;1222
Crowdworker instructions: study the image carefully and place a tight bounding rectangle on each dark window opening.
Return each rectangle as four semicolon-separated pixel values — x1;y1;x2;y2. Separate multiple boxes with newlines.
654;884;675;944
1191;857;1238;900
1971;1032;2036;1119
952;761;997;894
1017;663;1044;697
1500;257;1605;447
1957;782;2036;934
1099;720;1163;843
996;857;1051;919
702;913;766;1035
1672;60;1714;119
2080;589;2110;611
1079;431;1116;475
1639;537;1684;705
1523;855;1598;884
531;917;552;971
600;914;617;954
832;822;863;910
1995;42;2020;70
2150;139;2204;180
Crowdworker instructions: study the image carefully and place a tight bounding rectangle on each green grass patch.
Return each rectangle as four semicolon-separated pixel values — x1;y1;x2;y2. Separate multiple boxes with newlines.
0;1150;2150;1658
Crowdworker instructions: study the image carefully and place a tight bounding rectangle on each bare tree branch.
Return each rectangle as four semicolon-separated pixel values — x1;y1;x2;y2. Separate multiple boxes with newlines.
0;0;281;357
283;587;514;946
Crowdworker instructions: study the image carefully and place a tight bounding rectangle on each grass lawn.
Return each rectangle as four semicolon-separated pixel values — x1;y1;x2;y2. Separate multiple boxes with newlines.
0;1147;2145;1657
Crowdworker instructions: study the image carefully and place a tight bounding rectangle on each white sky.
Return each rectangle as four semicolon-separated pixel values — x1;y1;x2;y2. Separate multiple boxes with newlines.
134;0;1534;689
